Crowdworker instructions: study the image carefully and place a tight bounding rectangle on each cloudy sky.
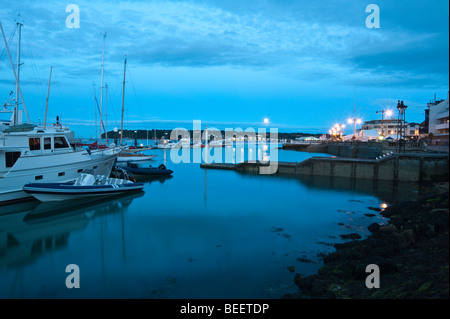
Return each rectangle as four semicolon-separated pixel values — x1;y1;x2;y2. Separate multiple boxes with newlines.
0;0;448;137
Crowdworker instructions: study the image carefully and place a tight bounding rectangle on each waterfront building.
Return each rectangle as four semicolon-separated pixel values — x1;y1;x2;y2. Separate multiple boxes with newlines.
427;92;449;146
361;119;419;139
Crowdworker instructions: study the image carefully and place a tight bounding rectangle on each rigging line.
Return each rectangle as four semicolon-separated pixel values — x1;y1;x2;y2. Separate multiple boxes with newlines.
0;23;17;67
23;31;46;98
125;63;144;117
106;83;119;128
94;90;107;136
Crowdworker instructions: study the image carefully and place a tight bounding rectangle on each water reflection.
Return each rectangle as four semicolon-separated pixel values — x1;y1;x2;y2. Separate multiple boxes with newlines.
0;192;143;271
0;145;434;298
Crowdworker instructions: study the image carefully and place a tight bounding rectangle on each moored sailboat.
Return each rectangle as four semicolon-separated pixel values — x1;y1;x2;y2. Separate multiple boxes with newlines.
0;21;121;204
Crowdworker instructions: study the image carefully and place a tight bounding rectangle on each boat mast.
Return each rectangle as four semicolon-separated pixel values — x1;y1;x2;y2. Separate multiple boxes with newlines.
105;83;108;143
14;21;22;125
0;20;30;124
93;84;98;142
120;56;127;146
44;66;53;129
99;32;106;144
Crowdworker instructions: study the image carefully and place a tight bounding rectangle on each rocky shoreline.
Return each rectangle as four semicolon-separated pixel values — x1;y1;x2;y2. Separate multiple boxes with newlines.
285;183;449;299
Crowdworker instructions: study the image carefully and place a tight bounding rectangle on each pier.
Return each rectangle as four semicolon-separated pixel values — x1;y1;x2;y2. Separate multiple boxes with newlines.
200;153;449;182
281;141;428;159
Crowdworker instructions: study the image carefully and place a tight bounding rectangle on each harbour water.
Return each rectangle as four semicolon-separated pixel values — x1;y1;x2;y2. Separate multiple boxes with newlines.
0;142;426;299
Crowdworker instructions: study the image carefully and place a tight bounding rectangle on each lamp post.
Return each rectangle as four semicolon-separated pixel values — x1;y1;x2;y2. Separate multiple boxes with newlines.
330;124;345;140
396;100;408;153
376;109;393;137
347;118;362;140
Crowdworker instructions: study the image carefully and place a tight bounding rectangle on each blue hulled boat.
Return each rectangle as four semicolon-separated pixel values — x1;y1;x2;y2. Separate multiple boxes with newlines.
23;173;144;202
116;162;174;176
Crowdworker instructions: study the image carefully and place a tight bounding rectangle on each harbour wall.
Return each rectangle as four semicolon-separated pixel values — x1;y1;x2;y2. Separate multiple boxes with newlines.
201;153;449;183
282;141;427;159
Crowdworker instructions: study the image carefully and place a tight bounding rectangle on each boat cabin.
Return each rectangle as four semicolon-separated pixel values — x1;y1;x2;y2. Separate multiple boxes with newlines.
0;125;74;174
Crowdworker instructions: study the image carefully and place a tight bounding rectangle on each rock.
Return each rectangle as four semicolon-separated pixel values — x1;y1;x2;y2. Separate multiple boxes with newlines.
379;224;397;233
394;229;416;248
340;233;362;240
367;223;380;234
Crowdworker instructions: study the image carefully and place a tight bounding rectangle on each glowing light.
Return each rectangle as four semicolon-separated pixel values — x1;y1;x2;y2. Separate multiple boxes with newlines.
385;109;393;118
347;118;353;124
264;118;269;124
356;119;362;124
380;203;388;209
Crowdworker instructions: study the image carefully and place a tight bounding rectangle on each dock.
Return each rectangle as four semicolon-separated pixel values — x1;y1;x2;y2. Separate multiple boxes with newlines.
200;153;449;183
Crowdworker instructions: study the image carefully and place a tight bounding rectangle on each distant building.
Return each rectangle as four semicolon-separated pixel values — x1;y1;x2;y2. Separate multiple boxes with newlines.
427;92;449;146
361;119;419;139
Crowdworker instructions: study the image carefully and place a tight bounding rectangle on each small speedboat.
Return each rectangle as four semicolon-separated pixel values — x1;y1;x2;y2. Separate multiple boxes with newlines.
116;152;157;162
23;173;144;202
116;162;173;176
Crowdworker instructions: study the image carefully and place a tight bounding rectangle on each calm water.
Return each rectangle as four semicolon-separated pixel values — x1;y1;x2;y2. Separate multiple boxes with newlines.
0;143;424;298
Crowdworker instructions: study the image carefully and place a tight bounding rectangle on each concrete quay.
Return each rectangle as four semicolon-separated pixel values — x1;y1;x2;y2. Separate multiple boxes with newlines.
281;141;428;159
200;153;449;183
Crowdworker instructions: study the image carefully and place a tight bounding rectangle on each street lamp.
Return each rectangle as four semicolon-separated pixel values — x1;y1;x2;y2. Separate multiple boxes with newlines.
330;124;345;140
376;109;393;137
347;118;362;139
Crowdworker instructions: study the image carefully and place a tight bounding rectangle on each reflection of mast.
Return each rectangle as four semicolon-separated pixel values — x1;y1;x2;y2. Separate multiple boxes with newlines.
100;215;105;296
204;168;207;204
121;210;126;262
204;124;208;204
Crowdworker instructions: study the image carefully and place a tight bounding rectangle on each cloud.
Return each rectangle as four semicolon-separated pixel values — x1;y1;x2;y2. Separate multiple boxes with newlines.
1;0;447;89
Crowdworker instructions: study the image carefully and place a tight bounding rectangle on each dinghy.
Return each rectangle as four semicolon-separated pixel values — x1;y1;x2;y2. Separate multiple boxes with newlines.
23;173;144;202
116;162;173;176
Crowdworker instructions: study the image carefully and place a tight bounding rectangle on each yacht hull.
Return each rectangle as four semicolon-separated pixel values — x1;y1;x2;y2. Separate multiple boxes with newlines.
0;150;118;204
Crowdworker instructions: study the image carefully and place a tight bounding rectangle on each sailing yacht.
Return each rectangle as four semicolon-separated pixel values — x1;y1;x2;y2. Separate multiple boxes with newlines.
0;21;121;204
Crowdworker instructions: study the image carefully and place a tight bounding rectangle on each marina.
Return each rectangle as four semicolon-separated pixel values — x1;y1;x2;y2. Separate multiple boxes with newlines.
0;142;442;298
0;0;448;304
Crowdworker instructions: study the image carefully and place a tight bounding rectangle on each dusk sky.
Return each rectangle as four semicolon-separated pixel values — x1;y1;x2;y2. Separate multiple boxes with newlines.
0;0;448;138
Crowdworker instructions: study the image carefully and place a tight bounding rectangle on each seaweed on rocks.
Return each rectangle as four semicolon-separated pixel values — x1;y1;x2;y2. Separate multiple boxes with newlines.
288;188;449;299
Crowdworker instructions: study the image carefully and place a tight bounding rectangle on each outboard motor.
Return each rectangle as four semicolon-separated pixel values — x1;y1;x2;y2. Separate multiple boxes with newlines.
158;164;166;170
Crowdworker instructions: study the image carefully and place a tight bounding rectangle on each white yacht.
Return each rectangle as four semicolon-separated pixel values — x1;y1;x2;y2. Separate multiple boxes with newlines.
0;120;121;204
0;21;121;204
157;139;177;149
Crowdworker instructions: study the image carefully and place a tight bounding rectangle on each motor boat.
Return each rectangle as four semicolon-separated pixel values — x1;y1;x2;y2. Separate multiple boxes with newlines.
116;162;173;176
0;21;121;204
23;172;144;202
156;139;177;149
116;151;157;162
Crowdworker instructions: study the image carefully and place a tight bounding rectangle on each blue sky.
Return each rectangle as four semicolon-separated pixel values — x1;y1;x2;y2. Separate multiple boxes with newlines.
0;0;448;138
